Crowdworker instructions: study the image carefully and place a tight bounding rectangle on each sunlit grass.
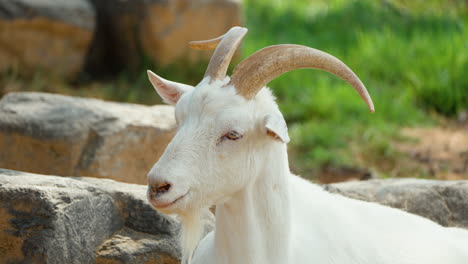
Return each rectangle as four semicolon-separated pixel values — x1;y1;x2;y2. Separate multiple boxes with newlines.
243;0;467;178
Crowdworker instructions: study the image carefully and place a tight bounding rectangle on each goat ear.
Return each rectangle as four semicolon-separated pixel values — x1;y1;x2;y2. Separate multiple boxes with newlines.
263;114;290;143
147;70;194;105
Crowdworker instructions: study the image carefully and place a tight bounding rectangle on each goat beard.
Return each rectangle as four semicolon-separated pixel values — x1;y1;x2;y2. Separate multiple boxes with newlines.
179;207;214;264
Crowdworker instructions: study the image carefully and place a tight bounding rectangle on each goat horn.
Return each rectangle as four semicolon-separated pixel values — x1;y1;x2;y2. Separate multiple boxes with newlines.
229;44;375;113
188;35;224;50
189;26;248;82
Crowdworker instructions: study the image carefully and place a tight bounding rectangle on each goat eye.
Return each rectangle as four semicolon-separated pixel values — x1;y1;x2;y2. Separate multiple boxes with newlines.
222;131;243;141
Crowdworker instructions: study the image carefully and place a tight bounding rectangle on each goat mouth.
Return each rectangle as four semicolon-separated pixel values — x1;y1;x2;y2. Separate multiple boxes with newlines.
152;191;189;209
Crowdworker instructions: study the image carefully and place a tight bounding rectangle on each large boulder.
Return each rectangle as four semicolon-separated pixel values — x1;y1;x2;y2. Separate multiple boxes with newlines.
0;92;176;184
85;0;242;75
1;169;467;263
0;0;95;78
328;178;468;229
0;169;180;264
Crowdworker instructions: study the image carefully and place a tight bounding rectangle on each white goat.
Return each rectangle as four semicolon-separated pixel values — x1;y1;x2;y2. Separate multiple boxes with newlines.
146;27;468;264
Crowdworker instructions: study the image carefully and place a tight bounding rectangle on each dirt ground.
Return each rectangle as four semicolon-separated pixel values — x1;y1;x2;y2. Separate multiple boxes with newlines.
315;121;468;184
396;124;468;180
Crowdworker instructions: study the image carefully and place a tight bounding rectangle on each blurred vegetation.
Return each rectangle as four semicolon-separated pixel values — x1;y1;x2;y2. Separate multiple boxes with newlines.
243;0;467;178
1;0;467;179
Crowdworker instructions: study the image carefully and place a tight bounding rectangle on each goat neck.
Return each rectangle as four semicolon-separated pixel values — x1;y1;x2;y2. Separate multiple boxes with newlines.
214;142;292;264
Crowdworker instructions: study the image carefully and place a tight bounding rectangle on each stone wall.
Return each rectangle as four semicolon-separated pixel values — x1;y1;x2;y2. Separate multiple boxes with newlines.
0;169;181;263
0;92;176;184
1;169;467;263
0;0;95;78
0;0;243;78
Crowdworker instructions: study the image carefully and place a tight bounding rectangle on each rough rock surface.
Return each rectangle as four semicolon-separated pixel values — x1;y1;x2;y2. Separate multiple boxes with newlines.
85;0;242;75
96;228;179;264
0;92;176;184
1;169;467;262
0;0;242;77
328;178;468;229
0;169;180;264
0;0;95;78
140;0;243;66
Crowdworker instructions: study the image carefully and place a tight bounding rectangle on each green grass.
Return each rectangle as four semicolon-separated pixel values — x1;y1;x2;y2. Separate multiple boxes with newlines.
1;0;467;179
241;0;467;178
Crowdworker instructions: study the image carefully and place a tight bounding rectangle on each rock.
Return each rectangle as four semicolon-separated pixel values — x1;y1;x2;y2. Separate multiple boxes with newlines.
0;92;176;184
140;0;243;66
327;178;468;229
0;169;180;264
96;228;179;264
85;0;242;76
1;169;467;262
0;0;95;78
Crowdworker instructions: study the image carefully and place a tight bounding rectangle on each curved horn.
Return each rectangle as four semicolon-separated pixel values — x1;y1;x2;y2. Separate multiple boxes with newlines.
229;44;375;112
188;35;223;50
189;26;248;82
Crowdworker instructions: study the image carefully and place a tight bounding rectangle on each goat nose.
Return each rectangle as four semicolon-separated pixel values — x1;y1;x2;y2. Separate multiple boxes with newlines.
149;181;172;197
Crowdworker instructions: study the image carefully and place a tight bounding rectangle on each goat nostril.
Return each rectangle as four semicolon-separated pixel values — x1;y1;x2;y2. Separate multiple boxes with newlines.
152;182;172;196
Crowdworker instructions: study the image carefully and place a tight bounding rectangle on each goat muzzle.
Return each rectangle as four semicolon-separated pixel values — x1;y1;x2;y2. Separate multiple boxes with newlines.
149;181;172;198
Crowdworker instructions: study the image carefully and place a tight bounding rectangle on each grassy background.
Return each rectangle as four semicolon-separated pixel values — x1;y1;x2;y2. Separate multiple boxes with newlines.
1;0;467;179
243;0;467;178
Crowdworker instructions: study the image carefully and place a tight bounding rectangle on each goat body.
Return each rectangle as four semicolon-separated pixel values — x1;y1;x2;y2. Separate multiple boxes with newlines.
192;143;468;264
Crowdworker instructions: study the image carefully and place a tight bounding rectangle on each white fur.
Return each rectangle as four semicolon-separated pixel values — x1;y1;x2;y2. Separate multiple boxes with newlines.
147;74;468;264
